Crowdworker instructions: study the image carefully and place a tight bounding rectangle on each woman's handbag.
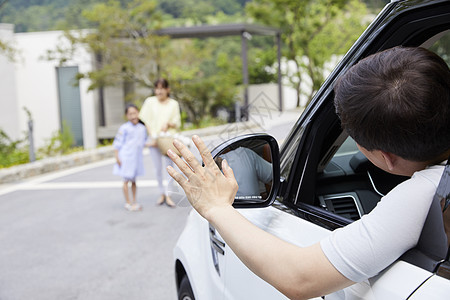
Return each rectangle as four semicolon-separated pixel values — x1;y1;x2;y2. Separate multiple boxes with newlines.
156;135;182;157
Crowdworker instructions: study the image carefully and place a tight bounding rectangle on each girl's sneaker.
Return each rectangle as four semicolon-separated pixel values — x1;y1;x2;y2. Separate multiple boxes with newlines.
125;203;133;211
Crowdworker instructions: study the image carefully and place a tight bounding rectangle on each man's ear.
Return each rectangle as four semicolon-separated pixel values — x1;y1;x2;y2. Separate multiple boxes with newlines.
380;151;397;171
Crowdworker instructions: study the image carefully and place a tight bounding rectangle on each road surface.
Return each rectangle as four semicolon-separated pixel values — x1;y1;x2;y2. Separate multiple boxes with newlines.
0;115;299;300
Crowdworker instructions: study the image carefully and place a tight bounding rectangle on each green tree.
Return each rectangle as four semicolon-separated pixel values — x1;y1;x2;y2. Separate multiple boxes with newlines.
247;0;369;107
0;38;15;61
0;0;16;60
47;0;166;102
0;0;68;32
46;0;242;126
160;38;240;127
0;129;29;168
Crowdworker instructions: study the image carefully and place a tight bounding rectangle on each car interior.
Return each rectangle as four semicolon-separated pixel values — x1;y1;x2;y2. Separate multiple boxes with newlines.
315;134;409;221
304;31;450;272
312;30;450;223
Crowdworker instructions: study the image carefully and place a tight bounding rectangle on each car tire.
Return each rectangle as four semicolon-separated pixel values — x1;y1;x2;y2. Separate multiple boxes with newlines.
178;275;195;300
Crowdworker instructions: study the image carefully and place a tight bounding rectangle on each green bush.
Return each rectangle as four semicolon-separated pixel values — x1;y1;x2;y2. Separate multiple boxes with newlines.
38;121;78;156
181;116;226;131
0;130;30;168
0;121;85;168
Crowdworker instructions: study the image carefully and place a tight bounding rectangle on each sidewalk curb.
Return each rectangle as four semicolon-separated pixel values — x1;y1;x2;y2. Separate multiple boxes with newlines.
0;109;301;184
0;147;115;184
0;121;260;184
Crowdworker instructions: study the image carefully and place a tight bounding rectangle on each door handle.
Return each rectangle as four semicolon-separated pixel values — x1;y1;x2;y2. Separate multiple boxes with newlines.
209;224;225;275
209;225;225;255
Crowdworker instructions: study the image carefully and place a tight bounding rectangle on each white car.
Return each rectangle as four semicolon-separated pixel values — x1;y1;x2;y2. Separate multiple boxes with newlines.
173;0;450;299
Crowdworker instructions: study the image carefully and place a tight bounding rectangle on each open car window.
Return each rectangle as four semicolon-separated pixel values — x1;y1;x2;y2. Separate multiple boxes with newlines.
310;30;450;272
310;28;450;224
424;29;450;66
314;134;408;222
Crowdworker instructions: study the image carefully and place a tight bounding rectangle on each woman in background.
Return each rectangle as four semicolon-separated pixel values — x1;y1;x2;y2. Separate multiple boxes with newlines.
139;78;181;207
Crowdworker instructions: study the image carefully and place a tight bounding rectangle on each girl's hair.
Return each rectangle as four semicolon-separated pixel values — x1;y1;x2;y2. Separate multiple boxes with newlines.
125;103;145;126
125;103;139;114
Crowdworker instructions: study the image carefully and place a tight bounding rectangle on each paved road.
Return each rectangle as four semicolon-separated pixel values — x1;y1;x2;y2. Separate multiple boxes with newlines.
0;113;300;300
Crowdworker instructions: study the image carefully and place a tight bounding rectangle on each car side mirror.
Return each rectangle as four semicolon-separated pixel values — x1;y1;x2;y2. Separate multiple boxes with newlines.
210;134;280;208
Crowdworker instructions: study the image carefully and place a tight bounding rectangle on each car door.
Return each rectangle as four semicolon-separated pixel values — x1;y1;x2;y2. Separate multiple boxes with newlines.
280;1;450;298
407;158;450;299
219;1;450;299
408;270;450;299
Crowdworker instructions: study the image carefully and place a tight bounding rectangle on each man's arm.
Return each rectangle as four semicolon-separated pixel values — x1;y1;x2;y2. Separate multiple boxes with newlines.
166;135;353;300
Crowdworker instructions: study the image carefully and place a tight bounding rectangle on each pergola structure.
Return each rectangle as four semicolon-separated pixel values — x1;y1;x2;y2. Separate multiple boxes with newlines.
157;23;283;118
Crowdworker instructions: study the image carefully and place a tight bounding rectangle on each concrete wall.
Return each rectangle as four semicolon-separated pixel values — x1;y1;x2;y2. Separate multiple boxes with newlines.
0;27;98;149
14;31;64;149
104;86;125;126
248;83;300;114
0;24;20;141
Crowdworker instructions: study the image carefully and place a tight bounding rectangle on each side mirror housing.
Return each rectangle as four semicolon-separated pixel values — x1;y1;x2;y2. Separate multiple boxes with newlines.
211;134;280;208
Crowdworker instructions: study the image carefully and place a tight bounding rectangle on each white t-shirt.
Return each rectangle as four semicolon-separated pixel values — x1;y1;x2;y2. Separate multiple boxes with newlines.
320;163;445;283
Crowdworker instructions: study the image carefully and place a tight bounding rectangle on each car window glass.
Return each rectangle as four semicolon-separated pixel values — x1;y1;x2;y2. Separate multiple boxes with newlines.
280;123;308;183
334;136;358;157
314;134;369;221
425;30;450;66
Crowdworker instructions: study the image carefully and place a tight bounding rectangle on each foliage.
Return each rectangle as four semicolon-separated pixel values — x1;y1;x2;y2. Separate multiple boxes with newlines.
161;38;241;127
0;0;17;62
429;32;450;66
0;38;16;61
364;0;389;11
0;120;82;168
0;0;385;33
157;0;250;22
2;0;377;124
182;115;227;131
98;138;114;147
46;0;166;102
43;0;251;127
38;121;77;157
248;45;278;84
160;34;277;126
247;0;369;107
0;1;66;32
0;129;29;168
0;0;252;32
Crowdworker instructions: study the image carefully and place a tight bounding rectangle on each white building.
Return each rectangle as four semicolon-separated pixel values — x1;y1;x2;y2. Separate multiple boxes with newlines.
0;23;327;152
0;24;126;150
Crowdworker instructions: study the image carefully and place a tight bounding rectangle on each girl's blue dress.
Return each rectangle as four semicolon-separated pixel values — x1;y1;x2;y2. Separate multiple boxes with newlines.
113;121;147;179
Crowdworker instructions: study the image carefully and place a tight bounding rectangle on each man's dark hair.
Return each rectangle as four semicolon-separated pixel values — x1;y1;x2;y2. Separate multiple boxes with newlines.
334;46;450;162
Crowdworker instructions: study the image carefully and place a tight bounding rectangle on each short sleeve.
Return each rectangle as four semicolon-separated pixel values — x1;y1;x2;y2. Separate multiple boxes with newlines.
254;153;273;183
320;167;442;282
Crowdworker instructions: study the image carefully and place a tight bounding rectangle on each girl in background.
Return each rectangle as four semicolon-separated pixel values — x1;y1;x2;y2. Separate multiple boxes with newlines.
139;78;181;207
113;104;147;211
